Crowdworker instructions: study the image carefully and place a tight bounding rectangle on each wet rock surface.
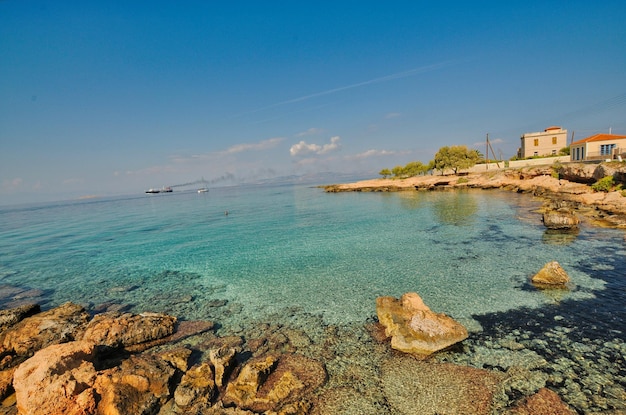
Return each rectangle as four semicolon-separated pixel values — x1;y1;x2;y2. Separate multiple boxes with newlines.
531;261;571;288
1;281;624;415
376;292;468;357
542;208;580;230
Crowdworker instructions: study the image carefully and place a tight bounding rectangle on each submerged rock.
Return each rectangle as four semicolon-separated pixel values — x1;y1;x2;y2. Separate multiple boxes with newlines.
375;292;468;357
531;261;570;288
381;355;503;415
504;387;577;415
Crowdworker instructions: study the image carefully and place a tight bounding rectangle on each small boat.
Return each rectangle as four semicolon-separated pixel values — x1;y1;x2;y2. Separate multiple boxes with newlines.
197;188;209;193
145;186;173;194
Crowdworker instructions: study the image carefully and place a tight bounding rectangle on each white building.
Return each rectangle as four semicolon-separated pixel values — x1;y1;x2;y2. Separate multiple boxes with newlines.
570;133;626;161
517;126;568;159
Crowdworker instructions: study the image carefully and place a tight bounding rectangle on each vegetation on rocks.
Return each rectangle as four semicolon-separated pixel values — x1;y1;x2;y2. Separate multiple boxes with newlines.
591;176;621;192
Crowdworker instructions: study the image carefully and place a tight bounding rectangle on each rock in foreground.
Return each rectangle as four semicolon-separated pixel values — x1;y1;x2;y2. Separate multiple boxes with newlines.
376;292;468;357
13;340;98;415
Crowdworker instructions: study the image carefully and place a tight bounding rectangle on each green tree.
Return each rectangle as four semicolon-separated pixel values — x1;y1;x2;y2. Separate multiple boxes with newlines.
433;145;480;175
559;146;570;156
403;161;426;177
391;165;405;178
379;168;392;179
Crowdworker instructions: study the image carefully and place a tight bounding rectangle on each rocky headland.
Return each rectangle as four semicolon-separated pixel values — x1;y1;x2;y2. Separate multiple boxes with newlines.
324;161;626;229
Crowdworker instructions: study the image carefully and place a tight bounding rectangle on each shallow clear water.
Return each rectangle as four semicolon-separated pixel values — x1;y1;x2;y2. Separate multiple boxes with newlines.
2;184;625;412
0;184;622;328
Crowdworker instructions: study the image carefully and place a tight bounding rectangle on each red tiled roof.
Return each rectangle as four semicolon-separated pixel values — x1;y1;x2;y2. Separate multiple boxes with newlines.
545;126;562;131
571;133;626;146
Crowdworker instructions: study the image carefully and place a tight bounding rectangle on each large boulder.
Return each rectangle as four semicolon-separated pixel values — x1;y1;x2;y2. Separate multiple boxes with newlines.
82;311;177;350
375;292;468;357
542;209;579;230
531;261;570;288
0;302;90;368
12;340;98;415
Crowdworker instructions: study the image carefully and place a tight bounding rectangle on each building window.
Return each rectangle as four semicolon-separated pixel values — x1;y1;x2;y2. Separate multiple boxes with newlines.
552;150;557;155
533;151;538;156
552;137;557;145
600;144;616;156
534;139;539;146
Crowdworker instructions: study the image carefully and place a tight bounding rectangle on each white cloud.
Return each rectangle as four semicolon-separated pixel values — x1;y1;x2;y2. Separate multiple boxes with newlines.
223;137;284;154
319;136;341;154
348;149;400;160
168;137;285;164
290;136;341;157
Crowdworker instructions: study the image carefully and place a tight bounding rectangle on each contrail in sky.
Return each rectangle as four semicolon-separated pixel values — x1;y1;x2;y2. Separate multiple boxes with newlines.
238;60;462;117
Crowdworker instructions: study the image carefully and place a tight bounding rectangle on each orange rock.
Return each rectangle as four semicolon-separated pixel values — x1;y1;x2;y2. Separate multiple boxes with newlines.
0;302;89;369
224;353;325;413
376;292;468;356
174;362;216;408
531;261;570;288
94;354;175;415
12;340;97;415
82;311;176;349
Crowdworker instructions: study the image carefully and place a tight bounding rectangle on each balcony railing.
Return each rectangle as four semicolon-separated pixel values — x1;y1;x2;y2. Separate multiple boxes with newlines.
581;148;625;161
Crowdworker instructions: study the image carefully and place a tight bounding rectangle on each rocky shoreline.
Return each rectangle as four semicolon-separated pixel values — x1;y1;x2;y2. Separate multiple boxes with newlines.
1;162;625;414
324;162;626;229
2;281;625;414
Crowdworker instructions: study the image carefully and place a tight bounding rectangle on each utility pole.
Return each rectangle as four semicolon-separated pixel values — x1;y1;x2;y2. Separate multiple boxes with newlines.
486;134;489;170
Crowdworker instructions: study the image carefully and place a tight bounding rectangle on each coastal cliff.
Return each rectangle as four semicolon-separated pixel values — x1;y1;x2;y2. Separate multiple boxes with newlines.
324;162;626;229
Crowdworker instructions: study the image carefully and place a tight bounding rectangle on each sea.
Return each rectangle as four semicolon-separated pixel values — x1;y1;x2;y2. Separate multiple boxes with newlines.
1;183;625;413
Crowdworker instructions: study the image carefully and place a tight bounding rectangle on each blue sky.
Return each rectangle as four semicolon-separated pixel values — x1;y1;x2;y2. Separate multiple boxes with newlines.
1;1;625;204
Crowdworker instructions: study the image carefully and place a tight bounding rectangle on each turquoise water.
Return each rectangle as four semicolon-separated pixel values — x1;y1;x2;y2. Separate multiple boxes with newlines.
0;184;621;327
1;183;625;412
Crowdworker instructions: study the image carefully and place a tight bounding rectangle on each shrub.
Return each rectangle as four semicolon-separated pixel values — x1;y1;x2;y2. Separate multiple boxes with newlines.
457;177;469;184
591;176;617;192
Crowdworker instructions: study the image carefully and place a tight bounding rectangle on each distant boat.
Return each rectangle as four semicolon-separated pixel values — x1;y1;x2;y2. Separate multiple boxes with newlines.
197;188;209;193
145;186;173;194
